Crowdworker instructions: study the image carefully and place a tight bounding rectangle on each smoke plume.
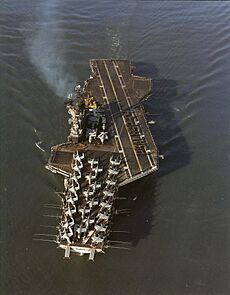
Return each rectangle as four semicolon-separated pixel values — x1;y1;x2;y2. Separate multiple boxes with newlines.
28;1;74;97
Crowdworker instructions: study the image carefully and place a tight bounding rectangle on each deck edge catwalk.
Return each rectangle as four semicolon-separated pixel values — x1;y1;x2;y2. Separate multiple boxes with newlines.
46;59;159;261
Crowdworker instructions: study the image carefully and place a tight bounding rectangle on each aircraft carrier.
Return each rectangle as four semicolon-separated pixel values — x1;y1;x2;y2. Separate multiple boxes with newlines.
46;59;159;260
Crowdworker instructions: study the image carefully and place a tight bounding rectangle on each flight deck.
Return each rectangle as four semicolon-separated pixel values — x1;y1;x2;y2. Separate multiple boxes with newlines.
47;59;158;186
45;60;159;259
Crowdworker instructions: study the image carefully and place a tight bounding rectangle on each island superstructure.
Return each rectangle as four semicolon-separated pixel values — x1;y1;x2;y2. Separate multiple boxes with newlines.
46;59;159;260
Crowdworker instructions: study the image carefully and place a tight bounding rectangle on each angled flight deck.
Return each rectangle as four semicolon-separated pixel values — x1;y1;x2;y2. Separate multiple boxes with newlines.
87;59;158;184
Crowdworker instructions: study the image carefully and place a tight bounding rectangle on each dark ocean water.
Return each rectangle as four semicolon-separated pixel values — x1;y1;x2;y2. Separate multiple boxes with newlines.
1;1;230;294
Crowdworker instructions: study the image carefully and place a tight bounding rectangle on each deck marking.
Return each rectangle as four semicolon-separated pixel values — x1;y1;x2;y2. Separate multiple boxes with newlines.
113;60;156;169
103;60;143;173
95;61;132;178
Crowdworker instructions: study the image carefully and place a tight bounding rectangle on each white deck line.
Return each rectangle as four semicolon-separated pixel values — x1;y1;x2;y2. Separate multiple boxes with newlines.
95;62;132;178
118;166;158;187
103;60;143;173
112;61;155;169
137;104;158;168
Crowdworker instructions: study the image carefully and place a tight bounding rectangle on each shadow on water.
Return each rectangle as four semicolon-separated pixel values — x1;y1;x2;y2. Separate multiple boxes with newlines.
110;62;191;248
134;62;191;177
110;176;158;248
